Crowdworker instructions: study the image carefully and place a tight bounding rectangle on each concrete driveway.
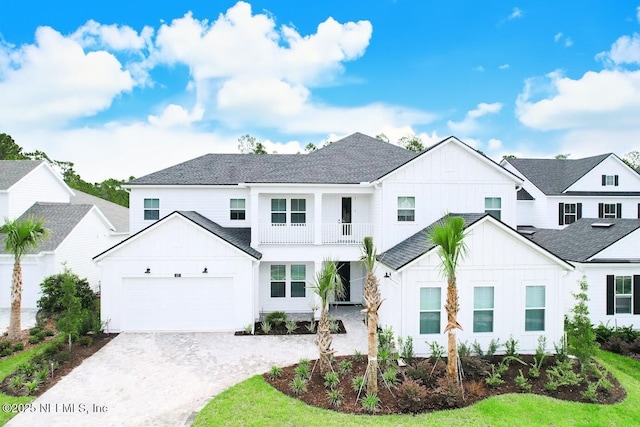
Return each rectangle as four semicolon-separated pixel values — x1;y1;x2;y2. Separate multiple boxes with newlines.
7;306;367;427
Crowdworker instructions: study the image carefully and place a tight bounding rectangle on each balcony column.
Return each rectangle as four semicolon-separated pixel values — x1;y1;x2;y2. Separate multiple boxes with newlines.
250;188;260;247
313;260;323;319
314;191;322;245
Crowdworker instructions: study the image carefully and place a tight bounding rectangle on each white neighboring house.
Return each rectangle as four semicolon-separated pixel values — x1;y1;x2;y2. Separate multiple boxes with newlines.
501;154;640;229
0;160;128;309
96;132;581;354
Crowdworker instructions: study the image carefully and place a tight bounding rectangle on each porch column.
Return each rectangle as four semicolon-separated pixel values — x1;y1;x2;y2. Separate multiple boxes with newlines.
313;260;323;319
250;188;260;247
314;191;322;245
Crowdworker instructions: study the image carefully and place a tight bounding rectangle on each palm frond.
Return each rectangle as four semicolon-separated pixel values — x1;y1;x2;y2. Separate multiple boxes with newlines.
360;236;377;272
427;215;468;280
0;216;49;260
309;259;344;309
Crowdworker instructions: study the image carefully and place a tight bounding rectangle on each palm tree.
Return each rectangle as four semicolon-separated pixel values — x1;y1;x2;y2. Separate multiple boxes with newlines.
361;236;382;395
310;260;344;373
0;217;48;340
428;215;468;381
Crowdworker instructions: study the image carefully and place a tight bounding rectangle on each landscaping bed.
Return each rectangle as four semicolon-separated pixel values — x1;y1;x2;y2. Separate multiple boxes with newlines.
235;311;347;335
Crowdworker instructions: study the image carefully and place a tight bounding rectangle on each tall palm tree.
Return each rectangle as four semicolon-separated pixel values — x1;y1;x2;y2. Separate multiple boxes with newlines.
0;217;48;340
361;236;382;395
310;260;343;373
428;215;468;381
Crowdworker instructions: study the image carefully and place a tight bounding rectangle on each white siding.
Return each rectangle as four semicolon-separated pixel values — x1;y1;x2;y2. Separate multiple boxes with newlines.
591;228;640;260
568;156;640;192
0;253;56;309
0;193;7;219
258;262;316;313
8;164;70;219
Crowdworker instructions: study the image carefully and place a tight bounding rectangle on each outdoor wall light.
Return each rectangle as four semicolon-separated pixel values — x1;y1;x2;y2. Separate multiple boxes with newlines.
384;272;391;278
145;268;151;274
203;267;208;274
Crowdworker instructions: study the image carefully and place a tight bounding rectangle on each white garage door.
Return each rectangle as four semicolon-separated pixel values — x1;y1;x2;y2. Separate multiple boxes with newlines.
122;277;234;331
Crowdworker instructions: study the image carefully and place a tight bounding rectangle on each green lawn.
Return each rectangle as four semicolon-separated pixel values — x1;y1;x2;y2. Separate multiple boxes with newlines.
0;342;50;426
194;350;639;426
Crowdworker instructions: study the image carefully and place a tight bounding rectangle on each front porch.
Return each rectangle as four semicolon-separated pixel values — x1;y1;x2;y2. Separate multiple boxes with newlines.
258;223;373;244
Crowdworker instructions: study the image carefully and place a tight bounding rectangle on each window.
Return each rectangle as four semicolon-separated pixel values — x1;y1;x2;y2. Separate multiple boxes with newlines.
602;174;619;186
271;199;287;224
290;265;306;298
230;199;246;220
291;199;306;224
525;286;545;331
603;203;617;219
564;203;577;224
484;197;501;220
474;287;494;333
270;265;286;298
419;288;441;334
615;276;632;314
397;197;415;222
143;198;159;220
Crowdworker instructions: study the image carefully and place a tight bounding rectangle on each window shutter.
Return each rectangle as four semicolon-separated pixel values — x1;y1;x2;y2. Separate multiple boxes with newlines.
614;175;619;186
577;203;582;220
598;203;604;218
616;203;622;218
606;275;615;315
602;175;606;186
558;203;564;225
638;203;640;219
634;275;640;315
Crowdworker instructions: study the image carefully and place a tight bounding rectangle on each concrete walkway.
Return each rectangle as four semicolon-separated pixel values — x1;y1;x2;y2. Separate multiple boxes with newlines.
7;305;367;427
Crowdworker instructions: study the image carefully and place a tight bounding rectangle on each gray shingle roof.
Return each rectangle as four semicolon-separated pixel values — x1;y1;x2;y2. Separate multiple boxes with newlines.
517;188;535;200
70;190;129;232
128;133;418;185
527;218;640;262
1;203;94;253
378;213;488;270
0;160;44;190
506;154;610;195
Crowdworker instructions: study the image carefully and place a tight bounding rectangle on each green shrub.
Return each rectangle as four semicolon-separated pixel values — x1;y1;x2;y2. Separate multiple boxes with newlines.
28;335;43;345
485;364;505;387
260;321;272;334
458;341;471;359
1;347;13;357
0;340;11;351
294;364;310;380
581;381;598;402
323;371;340;390
361;393;380;413
264;311;287;326
29;327;42;336
566;276;599;370
504;335;520;358
78;336;93;347
515;369;531;391
37;268;97;318
338;359;353;375
326;389;343;407
353;350;364;362
398;336;415;364
268;365;282;379
352;375;364;393
12;343;25;352
285;319;297;334
290;377;307;395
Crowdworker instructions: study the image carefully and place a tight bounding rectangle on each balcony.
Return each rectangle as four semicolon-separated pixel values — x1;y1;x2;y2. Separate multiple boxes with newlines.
258;223;373;245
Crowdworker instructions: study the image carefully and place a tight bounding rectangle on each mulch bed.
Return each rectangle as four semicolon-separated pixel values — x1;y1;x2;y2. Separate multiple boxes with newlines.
264;354;626;415
235;320;346;336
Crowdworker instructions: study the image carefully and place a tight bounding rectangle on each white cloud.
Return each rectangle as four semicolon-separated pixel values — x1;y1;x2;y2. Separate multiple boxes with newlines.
508;7;523;20
564;37;573;47
447;102;503;134
0;26;135;128
147;104;204;127
473;65;485;72
499;64;510;70
488;138;503;151
72;19;154;51
637;6;640;22
554;32;573;47
596;33;640;66
554;32;563;42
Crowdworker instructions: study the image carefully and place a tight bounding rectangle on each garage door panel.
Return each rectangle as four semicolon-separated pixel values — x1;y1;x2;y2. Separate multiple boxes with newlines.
122;277;234;331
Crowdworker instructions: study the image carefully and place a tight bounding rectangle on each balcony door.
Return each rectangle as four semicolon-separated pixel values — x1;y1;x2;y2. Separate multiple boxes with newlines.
341;197;352;236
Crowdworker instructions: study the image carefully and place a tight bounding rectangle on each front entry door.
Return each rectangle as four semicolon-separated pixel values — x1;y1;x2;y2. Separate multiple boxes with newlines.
341;197;352;236
336;262;351;302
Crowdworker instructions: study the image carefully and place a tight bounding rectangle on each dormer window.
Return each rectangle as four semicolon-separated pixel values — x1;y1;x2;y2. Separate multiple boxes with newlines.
602;175;619;186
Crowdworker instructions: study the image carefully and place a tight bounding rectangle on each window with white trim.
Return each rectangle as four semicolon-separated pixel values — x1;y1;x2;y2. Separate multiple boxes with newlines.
474;287;494;333
525;286;545;331
484;197;501;220
291;199;306;224
291;265;306;298
564;203;577;224
419;287;441;334
271;199;287;224
143;198;159;220
230;199;246;220
615;276;632;314
397;196;415;222
602;175;618;186
604;203;617;218
270;265;286;298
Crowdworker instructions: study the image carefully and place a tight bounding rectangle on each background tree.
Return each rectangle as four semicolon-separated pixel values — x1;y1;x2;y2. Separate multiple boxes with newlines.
304;143;317;152
0;217;48;340
361;237;382;395
237;134;267;154
622;150;640;170
428;215;468;381
375;133;390;143
398;134;424;152
502;154;517;160
555;153;571;159
0;133;28;160
310;260;344;373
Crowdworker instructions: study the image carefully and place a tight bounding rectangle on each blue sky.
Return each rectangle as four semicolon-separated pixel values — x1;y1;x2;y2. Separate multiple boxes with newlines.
1;1;639;181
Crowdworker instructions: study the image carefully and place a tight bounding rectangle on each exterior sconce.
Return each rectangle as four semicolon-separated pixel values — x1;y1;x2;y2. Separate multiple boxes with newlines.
145;268;151;274
384;272;391;278
202;267;208;274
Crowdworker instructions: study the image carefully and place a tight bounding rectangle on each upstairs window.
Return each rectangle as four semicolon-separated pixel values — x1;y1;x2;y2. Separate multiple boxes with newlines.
230;199;246;220
143;198;159;220
271;199;287;224
397;197;415;222
419;287;441;334
602;175;619;186
599;203;621;219
484;197;501;220
558;202;582;225
525;285;545;332
291;199;306;224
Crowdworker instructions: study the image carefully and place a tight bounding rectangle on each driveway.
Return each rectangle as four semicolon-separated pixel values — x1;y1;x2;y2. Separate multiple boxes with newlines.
7;306;367;426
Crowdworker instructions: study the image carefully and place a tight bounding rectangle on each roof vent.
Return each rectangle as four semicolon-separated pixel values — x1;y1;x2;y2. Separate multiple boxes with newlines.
592;223;614;228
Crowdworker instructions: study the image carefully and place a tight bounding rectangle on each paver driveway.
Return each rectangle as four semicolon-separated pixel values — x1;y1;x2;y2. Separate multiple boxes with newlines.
7;306;367;427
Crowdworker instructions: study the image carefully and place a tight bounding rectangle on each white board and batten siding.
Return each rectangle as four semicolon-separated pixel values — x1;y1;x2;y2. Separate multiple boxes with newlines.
6;163;71;219
99;214;255;332
379;218;570;356
567;156;640;193
0;254;55;308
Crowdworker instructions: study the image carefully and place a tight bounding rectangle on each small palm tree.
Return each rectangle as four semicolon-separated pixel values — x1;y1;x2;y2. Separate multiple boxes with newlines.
428;215;468;381
0;217;48;340
361;236;382;395
310;260;344;373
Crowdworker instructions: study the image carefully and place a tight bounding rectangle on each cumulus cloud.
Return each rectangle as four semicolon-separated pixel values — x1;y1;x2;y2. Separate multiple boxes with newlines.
508;7;523;20
72;20;154;51
447;102;503;134
554;32;573;47
487;138;503;150
499;64;510;70
147;104;204;127
474;65;485;72
596;33;640;66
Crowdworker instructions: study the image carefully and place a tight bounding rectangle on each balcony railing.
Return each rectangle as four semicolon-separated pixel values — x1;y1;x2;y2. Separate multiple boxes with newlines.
258;223;373;245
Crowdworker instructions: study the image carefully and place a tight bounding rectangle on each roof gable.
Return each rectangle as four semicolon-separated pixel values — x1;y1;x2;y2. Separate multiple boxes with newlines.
0;160;44;190
70;190;128;232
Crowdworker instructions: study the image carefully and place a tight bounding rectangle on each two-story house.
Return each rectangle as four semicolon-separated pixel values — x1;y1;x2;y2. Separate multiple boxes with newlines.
96;133;574;354
0;160;128;310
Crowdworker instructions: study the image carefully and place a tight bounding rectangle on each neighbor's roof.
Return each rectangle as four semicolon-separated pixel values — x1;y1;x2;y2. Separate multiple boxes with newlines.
70;190;129;233
377;213;487;270
127;133;419;185
527;218;640;262
0;203;94;253
0;160;44;190
505;154;610;195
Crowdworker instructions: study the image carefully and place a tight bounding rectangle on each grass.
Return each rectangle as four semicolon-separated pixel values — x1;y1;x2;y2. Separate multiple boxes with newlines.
0;341;51;425
193;350;640;426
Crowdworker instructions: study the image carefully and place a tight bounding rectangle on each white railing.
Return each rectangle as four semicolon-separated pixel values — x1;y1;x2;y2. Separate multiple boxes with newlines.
322;223;373;244
259;223;314;244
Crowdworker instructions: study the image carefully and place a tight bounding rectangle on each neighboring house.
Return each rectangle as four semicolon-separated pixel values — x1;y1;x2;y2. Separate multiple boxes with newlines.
0;160;128;309
501;154;640;229
99;133;579;343
525;218;640;329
